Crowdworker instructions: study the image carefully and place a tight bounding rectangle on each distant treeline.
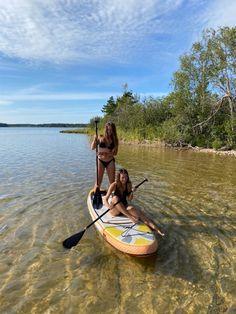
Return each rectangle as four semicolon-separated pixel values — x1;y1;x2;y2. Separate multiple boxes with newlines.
0;123;88;128
89;27;236;150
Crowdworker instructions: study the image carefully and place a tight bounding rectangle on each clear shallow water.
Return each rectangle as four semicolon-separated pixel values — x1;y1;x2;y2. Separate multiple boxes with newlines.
0;128;235;314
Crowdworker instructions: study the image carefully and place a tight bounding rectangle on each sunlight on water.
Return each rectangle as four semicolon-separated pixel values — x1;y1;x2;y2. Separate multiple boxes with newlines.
0;128;236;313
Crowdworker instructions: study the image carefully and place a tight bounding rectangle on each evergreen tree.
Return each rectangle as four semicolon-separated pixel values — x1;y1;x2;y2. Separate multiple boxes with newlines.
101;96;117;115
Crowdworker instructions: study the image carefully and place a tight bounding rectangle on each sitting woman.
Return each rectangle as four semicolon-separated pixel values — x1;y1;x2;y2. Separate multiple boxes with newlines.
104;168;165;236
91;122;118;188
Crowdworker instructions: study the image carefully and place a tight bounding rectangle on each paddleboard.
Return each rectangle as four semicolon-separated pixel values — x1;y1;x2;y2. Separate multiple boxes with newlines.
87;189;158;256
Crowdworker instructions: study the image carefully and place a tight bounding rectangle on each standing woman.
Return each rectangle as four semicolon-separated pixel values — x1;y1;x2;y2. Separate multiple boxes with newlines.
91;122;119;188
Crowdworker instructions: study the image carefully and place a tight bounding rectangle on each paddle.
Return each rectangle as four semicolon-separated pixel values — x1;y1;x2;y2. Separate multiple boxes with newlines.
62;178;148;249
92;119;103;209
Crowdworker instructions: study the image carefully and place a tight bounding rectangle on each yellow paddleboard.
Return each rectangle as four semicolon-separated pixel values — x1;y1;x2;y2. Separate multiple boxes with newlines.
87;189;158;256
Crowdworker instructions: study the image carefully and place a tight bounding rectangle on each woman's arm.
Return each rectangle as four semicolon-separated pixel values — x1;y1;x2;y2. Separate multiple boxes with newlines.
104;182;116;207
127;192;133;202
91;135;97;150
127;183;134;201
112;143;118;156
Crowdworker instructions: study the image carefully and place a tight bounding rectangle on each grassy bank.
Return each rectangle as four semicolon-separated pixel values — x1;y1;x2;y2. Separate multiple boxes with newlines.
60;127;236;156
60;128;91;134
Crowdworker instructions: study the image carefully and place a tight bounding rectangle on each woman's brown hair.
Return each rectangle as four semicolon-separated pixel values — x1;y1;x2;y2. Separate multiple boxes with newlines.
105;122;119;150
116;168;132;194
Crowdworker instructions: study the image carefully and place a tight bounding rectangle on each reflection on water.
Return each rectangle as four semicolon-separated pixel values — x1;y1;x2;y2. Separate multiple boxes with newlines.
0;128;236;313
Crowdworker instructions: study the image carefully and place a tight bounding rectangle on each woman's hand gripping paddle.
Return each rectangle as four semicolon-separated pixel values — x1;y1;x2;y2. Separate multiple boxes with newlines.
62;178;148;249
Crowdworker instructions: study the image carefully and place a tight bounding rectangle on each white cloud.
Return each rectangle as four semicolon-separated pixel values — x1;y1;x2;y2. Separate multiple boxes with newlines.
0;100;12;105
140;92;167;98
0;91;167;106
0;84;167;102
0;0;235;66
0;91;118;102
202;0;236;29
0;0;184;64
0;105;100;123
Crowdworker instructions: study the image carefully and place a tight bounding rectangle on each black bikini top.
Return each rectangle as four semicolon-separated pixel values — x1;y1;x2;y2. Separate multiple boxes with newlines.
114;183;129;205
98;140;115;150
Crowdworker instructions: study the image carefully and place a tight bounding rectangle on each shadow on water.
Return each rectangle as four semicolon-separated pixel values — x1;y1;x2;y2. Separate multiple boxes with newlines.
74;229;203;285
134;231;204;284
79;209;236;286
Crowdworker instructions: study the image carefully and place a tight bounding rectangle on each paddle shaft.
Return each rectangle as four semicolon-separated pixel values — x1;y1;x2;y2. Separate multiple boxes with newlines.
86;199;120;230
95;120;99;186
62;178;148;248
86;178;148;230
132;178;148;190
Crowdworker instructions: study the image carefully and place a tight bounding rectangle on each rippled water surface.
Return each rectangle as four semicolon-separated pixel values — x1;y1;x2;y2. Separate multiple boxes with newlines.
0;128;235;314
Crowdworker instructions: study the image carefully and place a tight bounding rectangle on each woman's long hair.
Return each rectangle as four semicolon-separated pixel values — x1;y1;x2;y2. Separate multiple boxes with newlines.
116;168;132;195
105;122;119;149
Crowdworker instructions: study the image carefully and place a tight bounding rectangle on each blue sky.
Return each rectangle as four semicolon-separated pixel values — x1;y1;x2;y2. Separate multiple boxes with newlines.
0;0;235;124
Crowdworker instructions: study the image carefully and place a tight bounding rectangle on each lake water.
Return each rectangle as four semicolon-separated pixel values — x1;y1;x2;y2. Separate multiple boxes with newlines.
0;128;235;314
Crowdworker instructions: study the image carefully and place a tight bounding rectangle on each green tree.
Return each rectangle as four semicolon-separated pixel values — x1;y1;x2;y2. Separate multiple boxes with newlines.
114;90;139;131
205;27;236;145
143;97;172;126
101;96;117;116
171;26;236;147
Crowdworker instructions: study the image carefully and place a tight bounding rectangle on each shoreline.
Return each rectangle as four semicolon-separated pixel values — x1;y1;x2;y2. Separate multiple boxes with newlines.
119;139;236;157
60;129;236;157
60;128;90;134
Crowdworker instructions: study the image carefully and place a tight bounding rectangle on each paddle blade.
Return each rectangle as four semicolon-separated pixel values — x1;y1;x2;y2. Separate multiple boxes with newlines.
62;229;86;249
92;187;103;209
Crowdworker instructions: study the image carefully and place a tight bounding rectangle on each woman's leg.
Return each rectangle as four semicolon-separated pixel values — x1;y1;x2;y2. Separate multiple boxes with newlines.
127;206;165;236
126;206;140;222
106;159;115;184
95;160;105;189
110;196;138;223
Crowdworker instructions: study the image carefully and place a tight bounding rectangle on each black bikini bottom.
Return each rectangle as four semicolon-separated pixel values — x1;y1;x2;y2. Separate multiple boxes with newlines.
99;158;115;168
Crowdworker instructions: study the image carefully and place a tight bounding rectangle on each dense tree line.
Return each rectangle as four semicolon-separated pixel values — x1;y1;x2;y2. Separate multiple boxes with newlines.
90;27;236;149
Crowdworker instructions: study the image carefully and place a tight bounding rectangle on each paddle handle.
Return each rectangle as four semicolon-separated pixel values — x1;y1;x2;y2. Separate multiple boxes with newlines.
134;178;148;190
87;178;148;230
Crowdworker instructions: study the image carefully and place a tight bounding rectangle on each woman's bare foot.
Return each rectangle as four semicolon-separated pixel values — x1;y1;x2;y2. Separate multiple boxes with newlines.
149;222;165;237
156;229;165;237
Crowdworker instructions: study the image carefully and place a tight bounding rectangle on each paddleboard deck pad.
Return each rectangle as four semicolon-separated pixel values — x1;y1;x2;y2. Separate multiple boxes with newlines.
87;189;158;256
